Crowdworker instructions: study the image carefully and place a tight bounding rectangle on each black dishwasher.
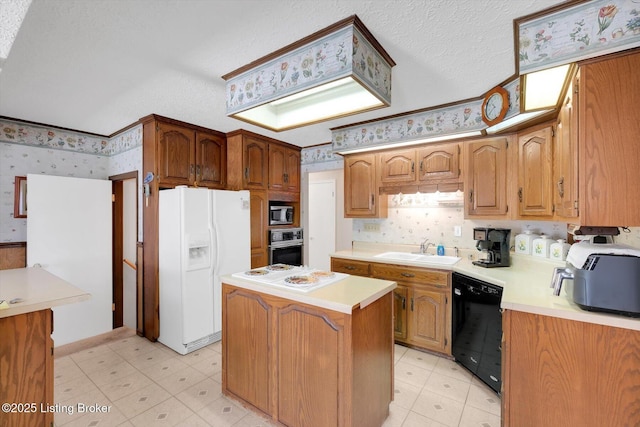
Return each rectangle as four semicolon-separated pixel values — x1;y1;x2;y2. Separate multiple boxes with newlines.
451;272;503;394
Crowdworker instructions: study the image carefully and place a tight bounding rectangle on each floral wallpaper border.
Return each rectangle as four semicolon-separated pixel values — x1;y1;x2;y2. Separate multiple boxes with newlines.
301;143;342;165
224;23;393;115
0;119;142;157
518;0;640;74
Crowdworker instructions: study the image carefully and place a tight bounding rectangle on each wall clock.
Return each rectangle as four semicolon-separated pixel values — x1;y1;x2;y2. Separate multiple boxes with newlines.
481;86;510;126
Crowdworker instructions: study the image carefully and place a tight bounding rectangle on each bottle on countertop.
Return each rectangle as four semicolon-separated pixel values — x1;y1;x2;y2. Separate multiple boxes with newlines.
550;239;571;261
532;234;552;258
437;244;445;256
515;230;540;255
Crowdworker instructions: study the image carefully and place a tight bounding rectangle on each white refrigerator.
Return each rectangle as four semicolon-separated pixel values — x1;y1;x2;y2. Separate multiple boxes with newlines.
158;186;250;354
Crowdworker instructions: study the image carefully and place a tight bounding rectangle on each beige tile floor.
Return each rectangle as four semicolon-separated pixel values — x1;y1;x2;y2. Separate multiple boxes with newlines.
53;330;500;427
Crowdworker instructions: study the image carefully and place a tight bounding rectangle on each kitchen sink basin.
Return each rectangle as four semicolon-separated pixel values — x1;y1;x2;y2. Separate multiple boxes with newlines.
373;251;461;265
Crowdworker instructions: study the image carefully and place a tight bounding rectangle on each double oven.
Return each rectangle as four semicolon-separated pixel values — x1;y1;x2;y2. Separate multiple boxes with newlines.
268;228;303;266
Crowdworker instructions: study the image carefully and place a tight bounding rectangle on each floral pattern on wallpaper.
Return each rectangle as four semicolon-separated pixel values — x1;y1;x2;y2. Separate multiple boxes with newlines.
225;25;393;114
331;99;485;152
301;143;342;165
518;0;640;73
0;119;142;156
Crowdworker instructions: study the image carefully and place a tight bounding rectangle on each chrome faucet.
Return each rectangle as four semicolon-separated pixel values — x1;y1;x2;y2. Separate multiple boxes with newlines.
419;238;435;254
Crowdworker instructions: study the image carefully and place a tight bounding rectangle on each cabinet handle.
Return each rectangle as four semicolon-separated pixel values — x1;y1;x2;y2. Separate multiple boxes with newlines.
557;177;565;198
400;272;415;278
371;194;374;206
196;165;201;178
284;173;288;183
190;164;195;175
469;189;473;203
345;266;356;270
420;161;423;172
411;161;414;173
402;297;406;310
244;167;249;179
411;297;414;311
518;187;523;202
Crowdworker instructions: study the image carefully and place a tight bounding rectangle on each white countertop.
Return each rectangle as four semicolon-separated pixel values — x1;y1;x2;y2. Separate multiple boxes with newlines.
331;244;640;332
0;267;90;318
222;272;396;315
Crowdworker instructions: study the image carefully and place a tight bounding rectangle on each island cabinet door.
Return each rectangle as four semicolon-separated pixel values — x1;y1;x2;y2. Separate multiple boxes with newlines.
222;288;271;414
277;305;344;427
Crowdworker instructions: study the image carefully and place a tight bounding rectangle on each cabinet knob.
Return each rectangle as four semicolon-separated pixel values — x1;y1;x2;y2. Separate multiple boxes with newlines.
400;272;415;278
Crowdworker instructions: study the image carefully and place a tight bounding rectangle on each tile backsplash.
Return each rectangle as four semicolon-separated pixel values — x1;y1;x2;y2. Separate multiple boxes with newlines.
352;194;640;251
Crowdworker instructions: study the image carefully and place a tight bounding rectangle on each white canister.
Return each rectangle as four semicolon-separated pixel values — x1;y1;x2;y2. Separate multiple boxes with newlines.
515;230;540;255
532;234;552;258
549;239;571;261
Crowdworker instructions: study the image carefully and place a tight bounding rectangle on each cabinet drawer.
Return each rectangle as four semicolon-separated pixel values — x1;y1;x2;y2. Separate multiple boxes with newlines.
331;258;371;277
371;263;449;288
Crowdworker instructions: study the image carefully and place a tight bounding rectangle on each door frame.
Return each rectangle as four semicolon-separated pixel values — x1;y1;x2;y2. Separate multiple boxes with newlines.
110;171;138;330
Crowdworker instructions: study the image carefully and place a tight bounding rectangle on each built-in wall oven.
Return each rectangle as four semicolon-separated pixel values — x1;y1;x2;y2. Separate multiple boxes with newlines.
268;228;303;266
451;272;503;394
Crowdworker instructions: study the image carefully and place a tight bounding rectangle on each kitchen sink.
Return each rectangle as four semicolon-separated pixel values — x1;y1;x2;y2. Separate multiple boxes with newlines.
373;251;461;266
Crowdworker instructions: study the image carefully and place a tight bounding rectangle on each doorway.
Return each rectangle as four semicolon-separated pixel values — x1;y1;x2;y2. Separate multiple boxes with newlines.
110;171;138;330
308;179;336;270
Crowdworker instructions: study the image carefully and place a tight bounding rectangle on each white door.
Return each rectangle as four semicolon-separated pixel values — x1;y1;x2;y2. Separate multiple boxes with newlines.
308;180;336;270
27;174;112;346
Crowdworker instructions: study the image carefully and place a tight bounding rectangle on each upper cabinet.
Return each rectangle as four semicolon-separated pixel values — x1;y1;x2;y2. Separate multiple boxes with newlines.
378;143;462;192
226;129;301;196
144;115;226;189
577;51;640;226
516;124;554;218
269;144;300;194
554;74;579;219
464;137;510;217
344;153;387;218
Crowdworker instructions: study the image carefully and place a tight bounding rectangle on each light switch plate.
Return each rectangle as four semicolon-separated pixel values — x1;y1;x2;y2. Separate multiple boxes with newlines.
454;226;462;237
364;223;380;232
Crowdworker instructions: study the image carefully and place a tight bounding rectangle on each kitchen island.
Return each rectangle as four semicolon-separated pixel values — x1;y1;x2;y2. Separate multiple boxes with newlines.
331;243;640;427
221;271;396;427
0;267;90;427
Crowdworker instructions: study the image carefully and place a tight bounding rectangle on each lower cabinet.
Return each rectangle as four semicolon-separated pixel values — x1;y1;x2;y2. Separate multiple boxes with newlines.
331;258;451;355
222;283;393;427
0;309;54;427
502;310;640;426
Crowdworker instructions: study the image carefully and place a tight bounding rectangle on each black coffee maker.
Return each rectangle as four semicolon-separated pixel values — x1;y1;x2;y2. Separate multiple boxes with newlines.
472;228;511;268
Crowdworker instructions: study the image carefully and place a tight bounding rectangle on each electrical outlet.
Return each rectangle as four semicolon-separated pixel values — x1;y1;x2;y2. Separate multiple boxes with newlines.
364;223;380;232
454;226;462;237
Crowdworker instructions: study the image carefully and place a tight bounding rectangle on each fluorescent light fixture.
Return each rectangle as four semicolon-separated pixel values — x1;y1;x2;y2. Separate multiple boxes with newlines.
485;110;552;134
521;64;572;111
0;0;32;71
234;76;385;131
223;15;395;132
335;130;483;155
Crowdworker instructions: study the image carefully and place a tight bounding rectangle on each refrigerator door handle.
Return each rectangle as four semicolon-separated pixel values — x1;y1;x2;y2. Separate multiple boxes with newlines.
211;222;220;273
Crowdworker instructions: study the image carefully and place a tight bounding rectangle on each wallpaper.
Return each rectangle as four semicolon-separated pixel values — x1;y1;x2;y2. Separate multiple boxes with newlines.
0;120;142;243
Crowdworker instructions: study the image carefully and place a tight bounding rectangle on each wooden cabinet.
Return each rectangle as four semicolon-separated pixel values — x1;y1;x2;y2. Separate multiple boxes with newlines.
417;143;461;184
243;136;269;190
577;51;640;226
344;153;387;218
154;119;226;189
222;282;393;427
1;309;54;427
554;74;579;218
464;137;509;217
269;144;300;193
502;310;640;426
331;258;451;355
371;263;450;354
249;190;268;268
224;288;271;414
377;143;462;192
379;149;416;184
516;124;554;218
393;285;408;341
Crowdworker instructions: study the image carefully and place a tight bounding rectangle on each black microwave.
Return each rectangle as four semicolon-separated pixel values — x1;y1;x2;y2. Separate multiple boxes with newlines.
269;205;294;225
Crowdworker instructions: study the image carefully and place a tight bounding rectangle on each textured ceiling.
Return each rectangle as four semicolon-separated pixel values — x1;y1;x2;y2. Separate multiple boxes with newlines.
0;0;564;147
